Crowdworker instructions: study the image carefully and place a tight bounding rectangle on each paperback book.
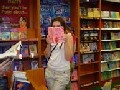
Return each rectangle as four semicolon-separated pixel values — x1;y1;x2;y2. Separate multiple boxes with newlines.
20;45;29;58
48;27;64;43
82;54;94;63
12;61;23;71
1;27;11;40
13;71;30;90
10;28;19;40
42;57;48;68
31;60;38;70
13;80;30;90
29;44;38;58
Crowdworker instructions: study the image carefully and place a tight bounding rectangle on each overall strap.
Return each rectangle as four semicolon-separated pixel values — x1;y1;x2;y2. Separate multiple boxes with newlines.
48;43;58;60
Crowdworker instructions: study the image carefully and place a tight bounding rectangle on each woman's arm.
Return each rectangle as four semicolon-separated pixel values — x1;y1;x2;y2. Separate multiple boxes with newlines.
64;33;74;61
44;44;51;58
44;36;52;58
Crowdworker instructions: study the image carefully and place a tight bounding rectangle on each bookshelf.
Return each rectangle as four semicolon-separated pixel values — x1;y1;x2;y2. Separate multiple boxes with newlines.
70;0;120;90
0;0;40;89
100;0;120;86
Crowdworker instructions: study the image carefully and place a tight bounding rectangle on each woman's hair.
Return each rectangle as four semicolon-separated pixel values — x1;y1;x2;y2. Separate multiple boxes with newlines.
51;17;70;33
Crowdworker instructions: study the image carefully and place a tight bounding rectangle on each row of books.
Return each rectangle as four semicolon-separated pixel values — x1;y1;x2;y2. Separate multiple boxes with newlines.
81;21;99;29
101;71;111;81
80;42;97;53
0;28;27;40
81;21;120;29
80;7;100;18
105;0;120;3
111;32;120;40
103;21;120;28
102;42;117;50
20;44;38;58
81;54;95;64
101;61;119;72
102;32;120;40
12;60;39;71
0;44;38;58
101;70;120;81
81;31;98;41
101;11;120;18
80;7;120;18
102;51;120;61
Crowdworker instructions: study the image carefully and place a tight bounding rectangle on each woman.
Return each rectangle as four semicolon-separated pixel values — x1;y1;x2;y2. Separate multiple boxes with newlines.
44;17;74;90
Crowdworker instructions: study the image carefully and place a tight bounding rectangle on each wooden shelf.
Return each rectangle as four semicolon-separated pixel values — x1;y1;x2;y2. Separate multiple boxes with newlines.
0;38;38;42
80;71;99;76
80;61;99;65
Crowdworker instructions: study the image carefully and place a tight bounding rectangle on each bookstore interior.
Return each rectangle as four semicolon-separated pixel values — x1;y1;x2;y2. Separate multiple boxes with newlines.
1;0;120;90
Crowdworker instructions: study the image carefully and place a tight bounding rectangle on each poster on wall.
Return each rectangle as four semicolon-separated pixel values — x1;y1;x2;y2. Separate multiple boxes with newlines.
0;0;29;28
40;0;71;37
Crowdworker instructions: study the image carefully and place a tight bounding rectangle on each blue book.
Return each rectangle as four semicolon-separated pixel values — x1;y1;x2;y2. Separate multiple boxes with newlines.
1;27;11;40
1;32;11;40
0;77;8;90
20;45;29;58
12;61;23;71
31;60;38;69
14;80;30;90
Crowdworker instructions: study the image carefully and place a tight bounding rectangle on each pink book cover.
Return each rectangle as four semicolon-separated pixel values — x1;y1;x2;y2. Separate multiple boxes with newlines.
48;27;64;43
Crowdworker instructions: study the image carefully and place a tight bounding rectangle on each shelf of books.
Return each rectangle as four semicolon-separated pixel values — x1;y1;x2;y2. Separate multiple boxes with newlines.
69;0;120;89
78;0;101;90
100;0;120;85
0;0;41;89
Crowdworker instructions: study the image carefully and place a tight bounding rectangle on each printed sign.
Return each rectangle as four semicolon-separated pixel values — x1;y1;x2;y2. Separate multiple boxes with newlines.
0;0;29;27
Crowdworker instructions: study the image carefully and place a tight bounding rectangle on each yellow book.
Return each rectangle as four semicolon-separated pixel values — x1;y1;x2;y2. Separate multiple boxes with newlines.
93;8;100;17
88;8;93;17
115;12;119;18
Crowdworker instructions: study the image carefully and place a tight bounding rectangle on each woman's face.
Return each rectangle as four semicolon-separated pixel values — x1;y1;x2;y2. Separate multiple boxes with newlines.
52;21;61;27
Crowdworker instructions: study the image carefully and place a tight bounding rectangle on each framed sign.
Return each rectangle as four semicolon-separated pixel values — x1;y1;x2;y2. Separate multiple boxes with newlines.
0;0;29;27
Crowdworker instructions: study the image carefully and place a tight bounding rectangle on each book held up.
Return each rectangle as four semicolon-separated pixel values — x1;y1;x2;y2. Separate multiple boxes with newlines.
48;27;64;44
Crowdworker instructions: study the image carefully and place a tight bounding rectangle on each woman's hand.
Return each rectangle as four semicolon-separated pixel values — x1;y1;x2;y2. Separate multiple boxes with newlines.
46;35;52;44
62;33;71;43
